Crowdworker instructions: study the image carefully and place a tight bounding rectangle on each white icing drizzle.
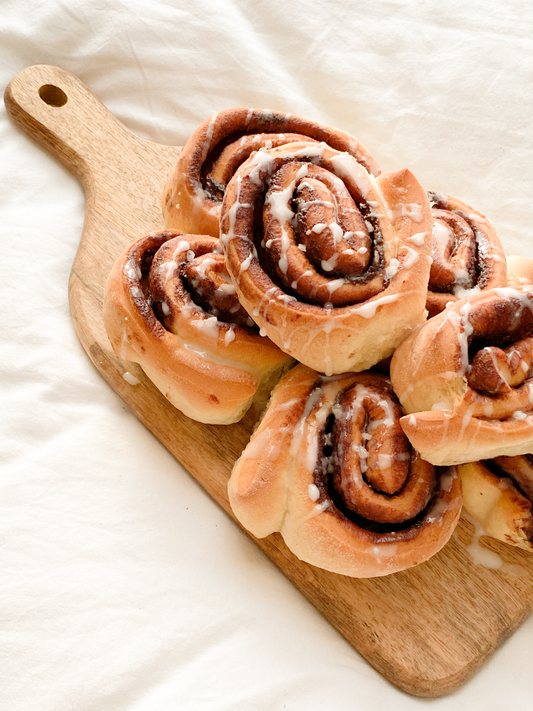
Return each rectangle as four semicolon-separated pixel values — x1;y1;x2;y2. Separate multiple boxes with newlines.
308;484;320;502
223;176;252;248
193;315;220;340
458;405;476;442
454;285;481;299
409;232;426;246
376;452;409;470
467;213;487;224
462;511;504;569
264;164;309;275
326;278;347;295
289;387;323;458
216;282;237;297
224;328;236;346
179;337;257;375
194;256;217;278
241;427;284;462
301;500;331;522
401;246;419;269
248;150;277;187
163;240;191;283
371;543;398;560
125;262;142;281
350;293;400;319
329;153;371;198
385;258;400;281
321;254;339;272
483;401;494;417
458;300;474;375
122;371;140;385
431;402;452;411
392;202;424;223
239;254;253;274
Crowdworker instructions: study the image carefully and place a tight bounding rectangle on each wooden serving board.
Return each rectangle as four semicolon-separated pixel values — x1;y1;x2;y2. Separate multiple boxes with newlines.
6;64;533;697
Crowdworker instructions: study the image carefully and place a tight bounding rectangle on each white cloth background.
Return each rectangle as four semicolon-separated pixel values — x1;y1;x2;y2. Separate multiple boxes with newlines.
2;1;533;709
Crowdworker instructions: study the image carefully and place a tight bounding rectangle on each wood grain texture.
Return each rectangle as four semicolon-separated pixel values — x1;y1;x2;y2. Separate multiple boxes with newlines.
5;64;533;697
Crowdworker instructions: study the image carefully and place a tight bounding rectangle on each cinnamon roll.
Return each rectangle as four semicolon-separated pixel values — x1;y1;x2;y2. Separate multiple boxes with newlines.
103;230;293;424
220;142;433;375
162;108;380;237
228;365;462;578
426;192;506;318
390;287;533;465
459;456;533;551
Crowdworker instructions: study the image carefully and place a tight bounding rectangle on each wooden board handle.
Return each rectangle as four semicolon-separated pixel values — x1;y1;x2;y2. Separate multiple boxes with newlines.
4;64;168;191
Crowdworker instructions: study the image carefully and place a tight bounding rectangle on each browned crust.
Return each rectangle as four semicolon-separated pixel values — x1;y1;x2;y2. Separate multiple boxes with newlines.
229;365;463;577
103;230;293;424
400;411;533;466
426;193;507;318
391;287;533;464
162;107;380;237
221;143;433;375
391;287;533;414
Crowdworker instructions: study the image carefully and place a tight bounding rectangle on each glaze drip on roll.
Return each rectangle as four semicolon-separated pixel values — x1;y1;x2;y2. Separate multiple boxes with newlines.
221;142;434;375
391;287;533;465
426;192;507;317
162;107;380;237
148;235;256;334
103;230;293;425
328;382;437;526
228;365;462;578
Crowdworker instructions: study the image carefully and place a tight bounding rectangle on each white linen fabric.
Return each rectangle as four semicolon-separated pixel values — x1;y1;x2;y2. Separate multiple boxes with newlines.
2;1;533;709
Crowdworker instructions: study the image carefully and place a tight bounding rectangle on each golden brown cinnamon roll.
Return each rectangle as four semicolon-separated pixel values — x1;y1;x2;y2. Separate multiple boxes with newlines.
103;230;293;424
220;142;433;375
162;108;380;237
228;365;462;577
459;456;533;551
426;192;506;318
390;287;533;464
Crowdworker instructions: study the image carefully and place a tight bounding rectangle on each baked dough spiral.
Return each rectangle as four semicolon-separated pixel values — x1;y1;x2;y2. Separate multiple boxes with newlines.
228;365;462;577
426;192;507;318
459;456;533;551
220;141;433;375
391;287;533;465
162;107;380;237
103;230;293;424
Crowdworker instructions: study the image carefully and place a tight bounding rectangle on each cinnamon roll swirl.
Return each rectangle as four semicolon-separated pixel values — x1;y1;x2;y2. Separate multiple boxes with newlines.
459;456;533;551
103;230;293;424
390;287;533;464
162;108;380;237
220;142;433;375
426;193;506;318
228;365;462;578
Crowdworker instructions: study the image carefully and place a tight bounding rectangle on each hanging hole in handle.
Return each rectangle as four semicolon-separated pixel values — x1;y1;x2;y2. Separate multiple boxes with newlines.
38;84;68;107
